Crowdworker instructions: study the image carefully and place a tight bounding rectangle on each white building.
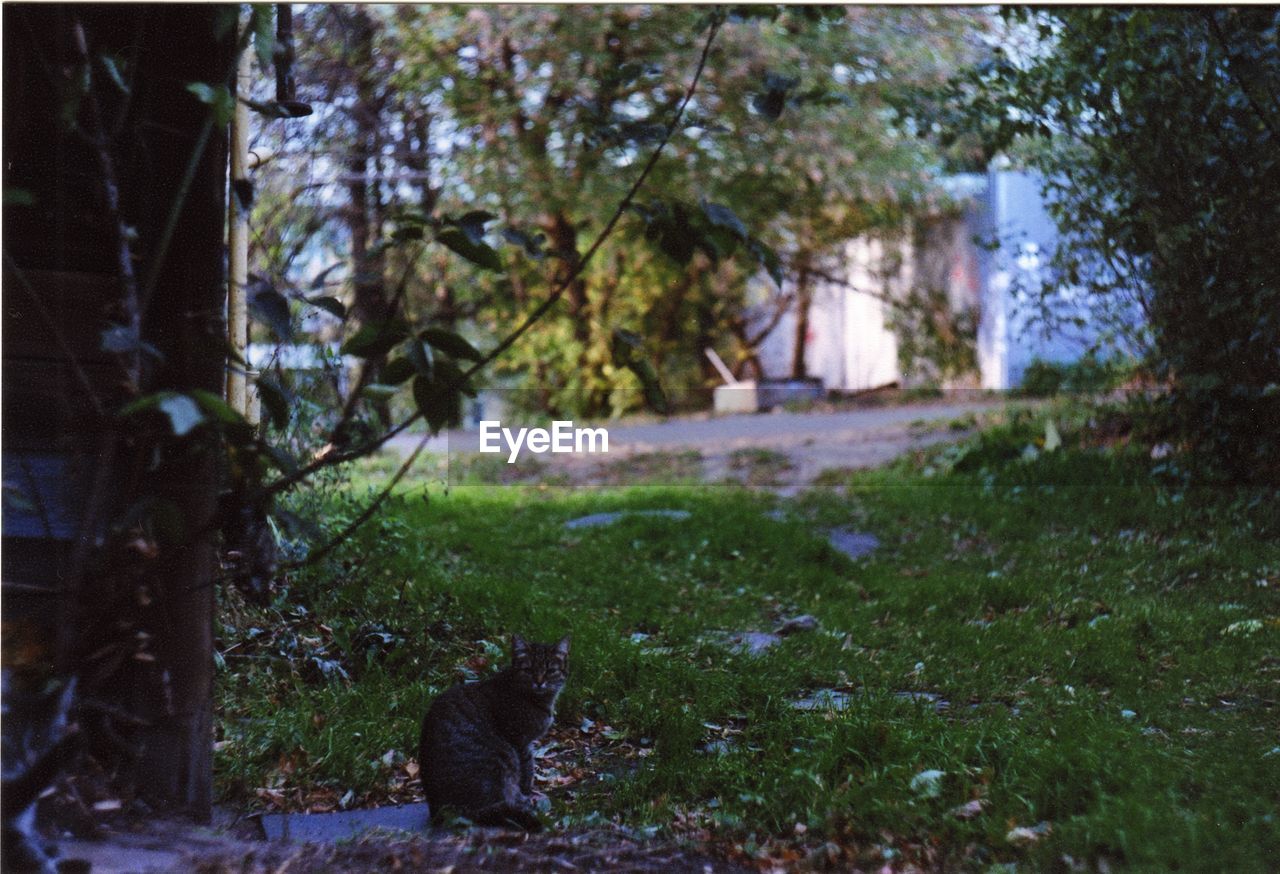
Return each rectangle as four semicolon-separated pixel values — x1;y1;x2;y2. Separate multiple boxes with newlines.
753;169;1135;392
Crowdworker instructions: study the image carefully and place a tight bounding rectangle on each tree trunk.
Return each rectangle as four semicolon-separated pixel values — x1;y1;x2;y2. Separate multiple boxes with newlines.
343;9;391;420
791;258;814;380
129;6;233;821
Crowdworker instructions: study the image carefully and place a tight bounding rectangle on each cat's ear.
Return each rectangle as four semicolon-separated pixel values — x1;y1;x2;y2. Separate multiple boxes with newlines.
511;634;528;658
555;636;571;658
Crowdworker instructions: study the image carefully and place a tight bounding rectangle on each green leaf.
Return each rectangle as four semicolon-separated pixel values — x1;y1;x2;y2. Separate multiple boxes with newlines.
456;210;497;245
700;201;749;241
248;288;293;341
381;356;418;386
241;97;308;119
250;4;275;69
751;73;799;121
391;225;426;243
749;238;784;287
254;376;291;430
611;329;669;414
213;6;240;41
727;5;783;23
413;374;460;434
434;358;477;398
363;383;402;401
159;394;205;437
262;442;299;475
340;319;410;358
436;227;505;273
310;262;343;290
406;337;435;379
421;328;483;363
501;227;547;259
1044;419;1062;453
305;296;346;319
190;389;255;445
186;82;236;127
190;388;247;426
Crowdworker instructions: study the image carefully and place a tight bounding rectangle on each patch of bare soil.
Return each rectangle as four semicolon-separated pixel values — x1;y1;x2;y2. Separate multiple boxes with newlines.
64;817;743;873
196;827;740;873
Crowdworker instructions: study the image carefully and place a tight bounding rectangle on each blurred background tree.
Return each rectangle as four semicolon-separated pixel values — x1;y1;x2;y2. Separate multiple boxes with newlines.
939;7;1280;483
248;5;989;419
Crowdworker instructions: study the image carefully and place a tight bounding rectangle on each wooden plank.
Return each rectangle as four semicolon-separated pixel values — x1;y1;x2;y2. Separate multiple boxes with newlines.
2;267;120;364
1;359;120;449
2;452;85;540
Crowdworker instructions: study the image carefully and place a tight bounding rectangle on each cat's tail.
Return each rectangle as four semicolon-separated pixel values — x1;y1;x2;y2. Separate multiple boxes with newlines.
469;802;543;832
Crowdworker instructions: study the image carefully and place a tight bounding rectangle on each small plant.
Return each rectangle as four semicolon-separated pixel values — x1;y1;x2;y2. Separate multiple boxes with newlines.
1018;354;1135;398
726;448;795;486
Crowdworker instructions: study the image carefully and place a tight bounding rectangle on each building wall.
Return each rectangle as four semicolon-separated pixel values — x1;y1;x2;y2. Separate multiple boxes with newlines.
752;169;1136;394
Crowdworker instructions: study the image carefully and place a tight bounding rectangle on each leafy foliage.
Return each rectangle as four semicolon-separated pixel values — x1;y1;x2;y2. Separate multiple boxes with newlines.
943;8;1280;482
251;6;988;417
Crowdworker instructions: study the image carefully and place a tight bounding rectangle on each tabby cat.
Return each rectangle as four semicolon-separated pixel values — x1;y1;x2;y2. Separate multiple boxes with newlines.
418;635;569;831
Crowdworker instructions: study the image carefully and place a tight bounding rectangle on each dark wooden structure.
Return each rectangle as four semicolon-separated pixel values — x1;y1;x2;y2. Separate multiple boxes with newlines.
3;5;234;819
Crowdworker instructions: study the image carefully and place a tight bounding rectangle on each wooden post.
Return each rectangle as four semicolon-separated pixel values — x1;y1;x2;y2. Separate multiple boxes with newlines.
227;22;252;420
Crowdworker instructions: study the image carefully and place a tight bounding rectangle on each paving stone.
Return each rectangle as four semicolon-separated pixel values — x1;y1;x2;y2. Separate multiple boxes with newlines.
826;528;880;560
563;510;691;530
259;802;430;842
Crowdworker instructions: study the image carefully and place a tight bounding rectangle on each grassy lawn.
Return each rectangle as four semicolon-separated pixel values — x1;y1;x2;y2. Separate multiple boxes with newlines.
216;407;1279;870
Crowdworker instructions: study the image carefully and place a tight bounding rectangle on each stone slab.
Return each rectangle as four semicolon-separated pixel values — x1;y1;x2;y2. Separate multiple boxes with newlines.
564;510;691;530
259;802;430;842
826;529;880;560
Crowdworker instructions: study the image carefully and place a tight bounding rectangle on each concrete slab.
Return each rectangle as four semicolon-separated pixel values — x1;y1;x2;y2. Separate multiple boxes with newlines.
259;802;430;842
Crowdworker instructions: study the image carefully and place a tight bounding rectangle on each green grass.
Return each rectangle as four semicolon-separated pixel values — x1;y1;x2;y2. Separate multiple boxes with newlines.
216;408;1279;870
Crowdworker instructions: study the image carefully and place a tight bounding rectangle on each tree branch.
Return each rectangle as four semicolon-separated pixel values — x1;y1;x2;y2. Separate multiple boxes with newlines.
1203;10;1280;142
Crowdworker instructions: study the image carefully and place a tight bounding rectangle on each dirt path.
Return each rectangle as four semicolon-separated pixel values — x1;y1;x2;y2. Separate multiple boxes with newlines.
389;397;1008;489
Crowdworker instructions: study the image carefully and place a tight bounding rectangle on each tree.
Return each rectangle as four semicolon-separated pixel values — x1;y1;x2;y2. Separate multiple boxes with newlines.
943;8;1280;482
257;7;987;418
